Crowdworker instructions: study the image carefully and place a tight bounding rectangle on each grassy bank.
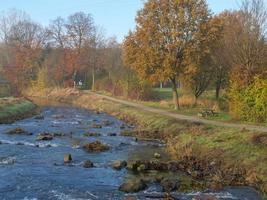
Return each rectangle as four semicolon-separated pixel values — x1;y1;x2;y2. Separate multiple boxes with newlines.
0;97;37;123
28;88;267;195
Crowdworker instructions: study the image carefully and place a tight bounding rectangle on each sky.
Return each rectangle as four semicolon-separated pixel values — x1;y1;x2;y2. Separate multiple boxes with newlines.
0;0;239;42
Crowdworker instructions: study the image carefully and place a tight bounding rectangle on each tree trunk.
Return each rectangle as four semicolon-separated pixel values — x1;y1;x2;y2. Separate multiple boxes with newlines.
91;67;95;91
160;82;163;89
194;95;198;107
215;83;221;100
170;77;179;110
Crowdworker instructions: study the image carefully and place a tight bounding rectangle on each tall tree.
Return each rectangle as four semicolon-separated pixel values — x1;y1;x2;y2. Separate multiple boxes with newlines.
123;0;212;110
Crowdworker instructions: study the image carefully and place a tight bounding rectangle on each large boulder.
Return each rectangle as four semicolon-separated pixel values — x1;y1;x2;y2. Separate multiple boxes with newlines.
112;160;127;170
160;178;179;192
83;160;94;168
36;133;54;141
64;154;72;163
119;179;147;193
6;128;32;136
83;141;109;152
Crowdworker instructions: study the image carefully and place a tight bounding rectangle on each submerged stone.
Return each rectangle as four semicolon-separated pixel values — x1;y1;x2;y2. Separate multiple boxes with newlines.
119;179;147;193
6;128;32;135
160;178;180;192
34;115;44;120
91;123;102;129
112;160;127;170
102;120;113;126
83;132;101;137
108;133;117;137
83;160;94;168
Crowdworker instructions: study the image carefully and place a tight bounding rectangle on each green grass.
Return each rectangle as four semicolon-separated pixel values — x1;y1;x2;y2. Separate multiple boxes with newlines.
0;97;36;122
32;88;267;195
79;92;267;194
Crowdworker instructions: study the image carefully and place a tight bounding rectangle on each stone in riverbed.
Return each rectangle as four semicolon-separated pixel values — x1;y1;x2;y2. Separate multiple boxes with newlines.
160;178;180;192
137;164;146;172
120;124;126;129
112;160;127;170
154;152;161;159
83;132;101;137
119;179;147;193
64;154;72;163
34;115;44;120
52;114;64;119
83;160;94;168
102;120;113;126
192;194;219;200
6;128;32;135
90;123;102;129
52;132;66;137
83;141;110;152
123;196;137;200
108;133;117;137
36;133;54;141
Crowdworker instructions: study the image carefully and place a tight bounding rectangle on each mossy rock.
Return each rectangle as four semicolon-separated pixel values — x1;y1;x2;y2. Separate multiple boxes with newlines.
83;141;109;152
119;178;147;193
6;128;32;135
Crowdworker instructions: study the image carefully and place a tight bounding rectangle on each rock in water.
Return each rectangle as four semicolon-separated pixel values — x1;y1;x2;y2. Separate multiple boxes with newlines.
90;123;102;129
83;132;101;137
83;160;94;168
123;196;137;200
64;154;72;163
83;141;109;152
112;160;127;170
108;133;117;137
137;164;146;172
154;152;161;159
6;128;32;135
102;120;113;126
160;178;179;192
36;133;54;141
35;115;44;120
119;179;147;193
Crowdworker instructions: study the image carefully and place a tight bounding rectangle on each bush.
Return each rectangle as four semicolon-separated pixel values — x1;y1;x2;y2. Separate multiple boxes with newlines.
229;77;267;123
95;76;157;101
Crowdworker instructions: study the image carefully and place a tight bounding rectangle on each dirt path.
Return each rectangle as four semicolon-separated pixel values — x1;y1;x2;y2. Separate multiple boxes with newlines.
88;91;267;132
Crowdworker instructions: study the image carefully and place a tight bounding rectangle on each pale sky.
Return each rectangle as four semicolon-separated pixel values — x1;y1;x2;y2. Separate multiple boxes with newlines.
0;0;240;42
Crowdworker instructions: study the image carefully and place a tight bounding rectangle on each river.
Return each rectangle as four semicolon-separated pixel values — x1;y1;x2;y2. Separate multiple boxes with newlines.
0;106;263;200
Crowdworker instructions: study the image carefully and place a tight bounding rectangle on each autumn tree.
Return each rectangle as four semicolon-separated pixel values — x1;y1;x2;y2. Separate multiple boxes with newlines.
227;0;267;121
0;10;48;91
184;15;223;103
123;0;212;110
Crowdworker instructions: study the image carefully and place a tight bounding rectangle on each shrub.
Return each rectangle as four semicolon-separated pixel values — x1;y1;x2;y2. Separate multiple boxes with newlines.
229;77;267;123
95;76;158;101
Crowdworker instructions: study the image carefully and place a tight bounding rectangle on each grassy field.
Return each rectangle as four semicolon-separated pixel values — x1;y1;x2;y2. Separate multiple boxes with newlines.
0;97;37;123
151;88;267;125
28;88;267;195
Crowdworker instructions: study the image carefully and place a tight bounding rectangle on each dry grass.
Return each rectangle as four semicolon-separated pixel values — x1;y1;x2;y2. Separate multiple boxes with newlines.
28;88;267;195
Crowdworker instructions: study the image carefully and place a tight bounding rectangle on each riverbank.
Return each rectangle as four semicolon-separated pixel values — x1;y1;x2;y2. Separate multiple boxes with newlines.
0;97;37;124
27;88;267;196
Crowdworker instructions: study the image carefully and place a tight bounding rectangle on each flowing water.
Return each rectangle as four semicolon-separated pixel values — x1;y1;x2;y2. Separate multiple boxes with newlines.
0;106;263;200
